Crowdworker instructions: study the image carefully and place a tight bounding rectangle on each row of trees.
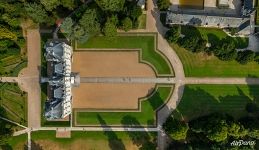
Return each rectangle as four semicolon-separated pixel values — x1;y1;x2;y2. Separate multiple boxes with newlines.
0;1;26;53
23;0;142;43
164;113;259;149
166;25;258;65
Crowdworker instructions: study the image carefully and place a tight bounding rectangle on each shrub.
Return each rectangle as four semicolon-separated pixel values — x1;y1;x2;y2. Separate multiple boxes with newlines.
236;50;255;64
121;17;132;32
157;0;170;11
165;25;181;43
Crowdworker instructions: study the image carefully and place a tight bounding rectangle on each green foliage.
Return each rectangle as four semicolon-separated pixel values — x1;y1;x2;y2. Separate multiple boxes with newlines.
40;0;60;11
179;36;207;53
0;26;17;41
121;17;132;32
25;3;49;24
0;107;13;146
228;122;248;138
60;17;74;34
0;39;16;50
103;18;117;37
16;38;26;49
61;0;75;10
95;0;125;12
190;114;250;143
1;14;21;27
163;117;189;141
213;37;237;61
240;117;259;139
236;50;255;65
71;25;89;43
157;0;170;10
165;25;181;43
79;9;101;37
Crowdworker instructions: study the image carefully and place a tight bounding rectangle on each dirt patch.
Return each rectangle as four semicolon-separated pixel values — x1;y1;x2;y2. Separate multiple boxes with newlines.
72;83;155;110
72;51;155;77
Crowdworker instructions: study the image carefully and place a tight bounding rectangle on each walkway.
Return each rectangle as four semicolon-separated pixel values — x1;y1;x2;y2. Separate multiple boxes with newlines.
80;77;175;84
18;29;41;128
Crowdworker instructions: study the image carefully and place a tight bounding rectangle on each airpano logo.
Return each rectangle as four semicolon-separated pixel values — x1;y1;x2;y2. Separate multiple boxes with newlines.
230;140;256;146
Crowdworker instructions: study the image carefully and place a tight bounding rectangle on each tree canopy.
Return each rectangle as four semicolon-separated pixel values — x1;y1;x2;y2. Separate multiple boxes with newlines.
157;0;170;10
40;0;60;11
95;0;125;12
103;17;117;37
121;17;132;32
25;3;49;24
79;9;101;37
163;117;189;141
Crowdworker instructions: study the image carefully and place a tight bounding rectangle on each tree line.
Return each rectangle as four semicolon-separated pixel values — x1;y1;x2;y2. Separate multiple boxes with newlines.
166;25;258;65
164;112;259;149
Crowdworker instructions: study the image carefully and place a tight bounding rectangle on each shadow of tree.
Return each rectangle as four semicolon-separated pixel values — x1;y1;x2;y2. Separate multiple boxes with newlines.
121;115;156;149
97;114;125;150
0;144;12;150
174;85;255;121
23;141;43;150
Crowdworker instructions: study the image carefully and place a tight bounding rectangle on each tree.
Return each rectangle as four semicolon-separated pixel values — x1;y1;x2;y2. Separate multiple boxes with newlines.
60;17;73;34
163;117;189;141
236;50;255;65
228;122;248;138
40;0;60;11
95;0;125;12
157;0;170;11
71;25;89;43
2;14;20;27
0;26;17;41
60;0;75;10
128;5;142;20
165;25;181;43
25;3;49;24
79;9;101;37
121;17;132;32
103;18;117;37
213;37;237;61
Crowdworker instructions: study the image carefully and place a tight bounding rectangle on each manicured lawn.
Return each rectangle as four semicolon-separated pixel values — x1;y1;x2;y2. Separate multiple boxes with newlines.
138;14;146;29
172;44;259;77
75;85;173;126
77;35;173;75
0;83;27;126
173;85;259;121
3;134;27;149
31;131;156;150
181;26;249;48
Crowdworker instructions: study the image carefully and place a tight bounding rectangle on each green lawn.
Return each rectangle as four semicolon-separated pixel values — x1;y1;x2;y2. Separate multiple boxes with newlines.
173;85;259;121
172;44;259;77
137;14;146;29
75;85;173;126
31;131;156;150
3;134;27;149
0;83;27;126
76;35;173;75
